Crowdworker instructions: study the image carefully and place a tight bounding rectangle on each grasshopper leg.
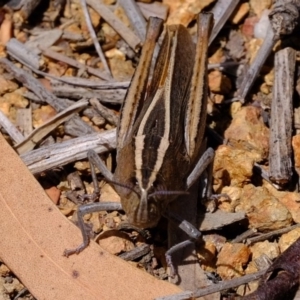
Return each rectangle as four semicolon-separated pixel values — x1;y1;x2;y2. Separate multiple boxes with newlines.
64;150;120;256
63;202;122;257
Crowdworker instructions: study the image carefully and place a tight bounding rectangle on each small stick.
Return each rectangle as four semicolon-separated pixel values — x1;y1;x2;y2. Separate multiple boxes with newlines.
0;109;24;144
269;47;296;185
89;98;118;126
50;86;126;105
231;228;257;243
0;58;95;136
7;0;41;19
155;269;267;300
236;20;277;102
0;58;65;112
41;48;111;80
49;76;129;89
6;38;41;70
80;0;112;77
15;100;88;155
86;0;141;52
209;0;240;45
247;223;300;245
119;0;147;41
237;1;300;102
118;244;151;261
269;0;300;39
20;129;116;174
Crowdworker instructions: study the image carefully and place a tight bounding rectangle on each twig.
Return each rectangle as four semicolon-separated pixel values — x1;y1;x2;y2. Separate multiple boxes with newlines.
155;269;267;300
6;38;41;69
269;47;296;185
236;20;277;103
15;100;88;155
246;223;300;245
0;57;95;136
269;0;300;39
50;86;126;105
86;0;141;52
237;1;300;102
0;57;64;112
80;0;111;77
209;0;240;45
119;0;147;41
231;228;257;243
118;244;151;261
49;76;129;89
89;98;118;126
41;47;110;80
21;129;116;174
0;109;24;144
6;0;41;19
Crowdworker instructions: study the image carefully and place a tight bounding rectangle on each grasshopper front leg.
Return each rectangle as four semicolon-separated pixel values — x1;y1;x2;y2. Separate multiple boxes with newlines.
63;150;122;256
63;202;122;257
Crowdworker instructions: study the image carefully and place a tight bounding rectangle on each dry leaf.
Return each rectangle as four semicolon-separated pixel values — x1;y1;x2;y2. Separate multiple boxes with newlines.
0;133;181;300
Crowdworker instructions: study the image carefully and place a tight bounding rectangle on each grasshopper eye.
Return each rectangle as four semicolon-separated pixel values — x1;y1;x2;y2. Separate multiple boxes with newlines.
108;178;140;197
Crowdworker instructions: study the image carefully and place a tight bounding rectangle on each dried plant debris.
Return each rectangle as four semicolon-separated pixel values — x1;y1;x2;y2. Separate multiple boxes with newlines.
2;0;300;299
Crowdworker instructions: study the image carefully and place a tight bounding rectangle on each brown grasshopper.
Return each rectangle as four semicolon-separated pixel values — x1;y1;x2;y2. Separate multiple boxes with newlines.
64;12;214;275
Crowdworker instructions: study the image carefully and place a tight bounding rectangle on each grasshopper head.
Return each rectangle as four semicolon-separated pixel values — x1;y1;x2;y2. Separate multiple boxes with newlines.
121;186;163;228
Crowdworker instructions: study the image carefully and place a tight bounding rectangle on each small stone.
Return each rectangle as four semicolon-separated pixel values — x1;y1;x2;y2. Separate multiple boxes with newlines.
110;58;135;81
218;186;242;212
250;0;272;17
254;9;272;39
236;184;293;231
100;183;120;203
230;2;250;24
211;94;224;104
225;106;270;160
45;186;61;205
250;241;279;260
32;105;57;128
208;70;231;94
264;182;300;223
213;145;259;192
97;230;134;255
278;228;300;253
3;278;23;295
260;82;271;94
0;77;18;95
164;0;215;26
241;16;259;38
276;193;300;224
3;90;28;108
217;243;251;279
0;265;10;277
292;135;300;176
197;241;216;272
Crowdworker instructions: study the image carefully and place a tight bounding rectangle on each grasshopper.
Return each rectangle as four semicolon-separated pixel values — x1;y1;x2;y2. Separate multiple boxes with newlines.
64;12;214;274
